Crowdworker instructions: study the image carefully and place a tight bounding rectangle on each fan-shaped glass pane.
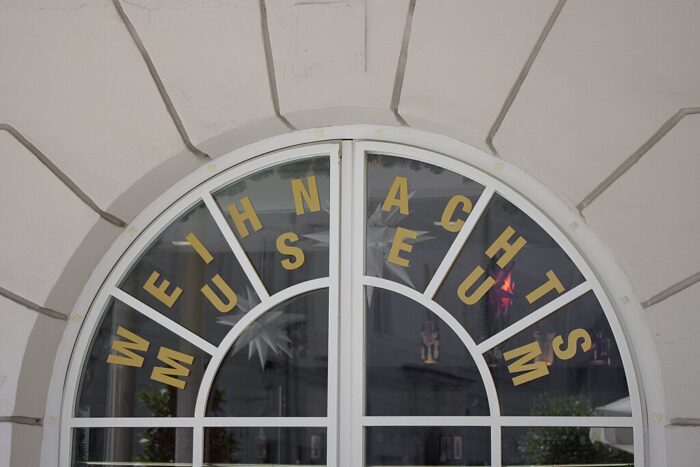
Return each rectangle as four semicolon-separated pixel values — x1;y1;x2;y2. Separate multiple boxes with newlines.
365;154;484;289
77;299;210;418
487;292;629;416
120;202;259;345
213;156;331;295
435;193;585;344
366;287;489;416
207;289;329;417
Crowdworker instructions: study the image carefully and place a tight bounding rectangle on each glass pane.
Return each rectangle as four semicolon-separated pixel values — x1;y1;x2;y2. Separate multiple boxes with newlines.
435;193;585;344
366;287;489;416
365;154;485;290
72;427;193;466
502;426;634;466
214;156;331;295
204;427;326;465
120;201;260;345
77;299;210;417
208;289;329;417
366;426;490;466
487;292;629;416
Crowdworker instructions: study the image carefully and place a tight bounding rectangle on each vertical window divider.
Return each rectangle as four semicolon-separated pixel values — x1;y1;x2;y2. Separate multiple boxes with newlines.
326;144;342;466
192;422;203;467
348;141;369;466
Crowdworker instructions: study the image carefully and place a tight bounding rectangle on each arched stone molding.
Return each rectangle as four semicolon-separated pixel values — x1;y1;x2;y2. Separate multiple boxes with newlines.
25;125;666;466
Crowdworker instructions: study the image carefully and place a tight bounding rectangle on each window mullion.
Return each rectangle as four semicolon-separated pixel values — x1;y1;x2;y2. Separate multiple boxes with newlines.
325;144;342;466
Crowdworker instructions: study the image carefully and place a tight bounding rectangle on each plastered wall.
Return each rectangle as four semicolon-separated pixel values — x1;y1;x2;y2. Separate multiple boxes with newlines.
0;1;698;465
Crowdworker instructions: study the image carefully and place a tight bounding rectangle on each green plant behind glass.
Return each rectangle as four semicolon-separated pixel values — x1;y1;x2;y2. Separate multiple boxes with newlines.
520;395;633;466
135;387;238;462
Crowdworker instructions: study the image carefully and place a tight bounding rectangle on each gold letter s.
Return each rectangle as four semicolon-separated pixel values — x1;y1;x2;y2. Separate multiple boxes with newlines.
553;328;592;361
277;232;305;270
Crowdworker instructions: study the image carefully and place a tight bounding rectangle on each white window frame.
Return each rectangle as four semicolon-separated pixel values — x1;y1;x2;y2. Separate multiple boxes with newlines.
41;126;664;466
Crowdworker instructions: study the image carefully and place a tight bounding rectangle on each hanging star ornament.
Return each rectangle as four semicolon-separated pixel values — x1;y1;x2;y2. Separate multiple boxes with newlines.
299;198;331;246
365;193;433;288
216;287;305;368
230;310;305;368
303;194;433;290
215;285;260;327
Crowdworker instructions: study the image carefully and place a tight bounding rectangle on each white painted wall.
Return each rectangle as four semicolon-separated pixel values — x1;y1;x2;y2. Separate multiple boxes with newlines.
0;1;698;465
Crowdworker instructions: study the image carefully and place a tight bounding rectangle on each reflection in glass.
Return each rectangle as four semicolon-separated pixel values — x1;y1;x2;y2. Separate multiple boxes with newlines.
366;426;490;466
502;426;633;466
214;157;331;294
204;427;326;465
488;292;629;416
76;299;209;417
67;149;645;465
435;193;585;344
366;288;489;416
365;153;484;290
208;289;329;417
72;427;193;466
120;202;260;345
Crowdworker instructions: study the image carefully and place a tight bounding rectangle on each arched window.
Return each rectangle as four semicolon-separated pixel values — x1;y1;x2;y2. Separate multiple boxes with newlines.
61;141;642;466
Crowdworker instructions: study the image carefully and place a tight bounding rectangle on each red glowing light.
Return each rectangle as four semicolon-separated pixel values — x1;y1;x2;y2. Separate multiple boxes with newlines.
489;268;515;319
498;271;515;310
